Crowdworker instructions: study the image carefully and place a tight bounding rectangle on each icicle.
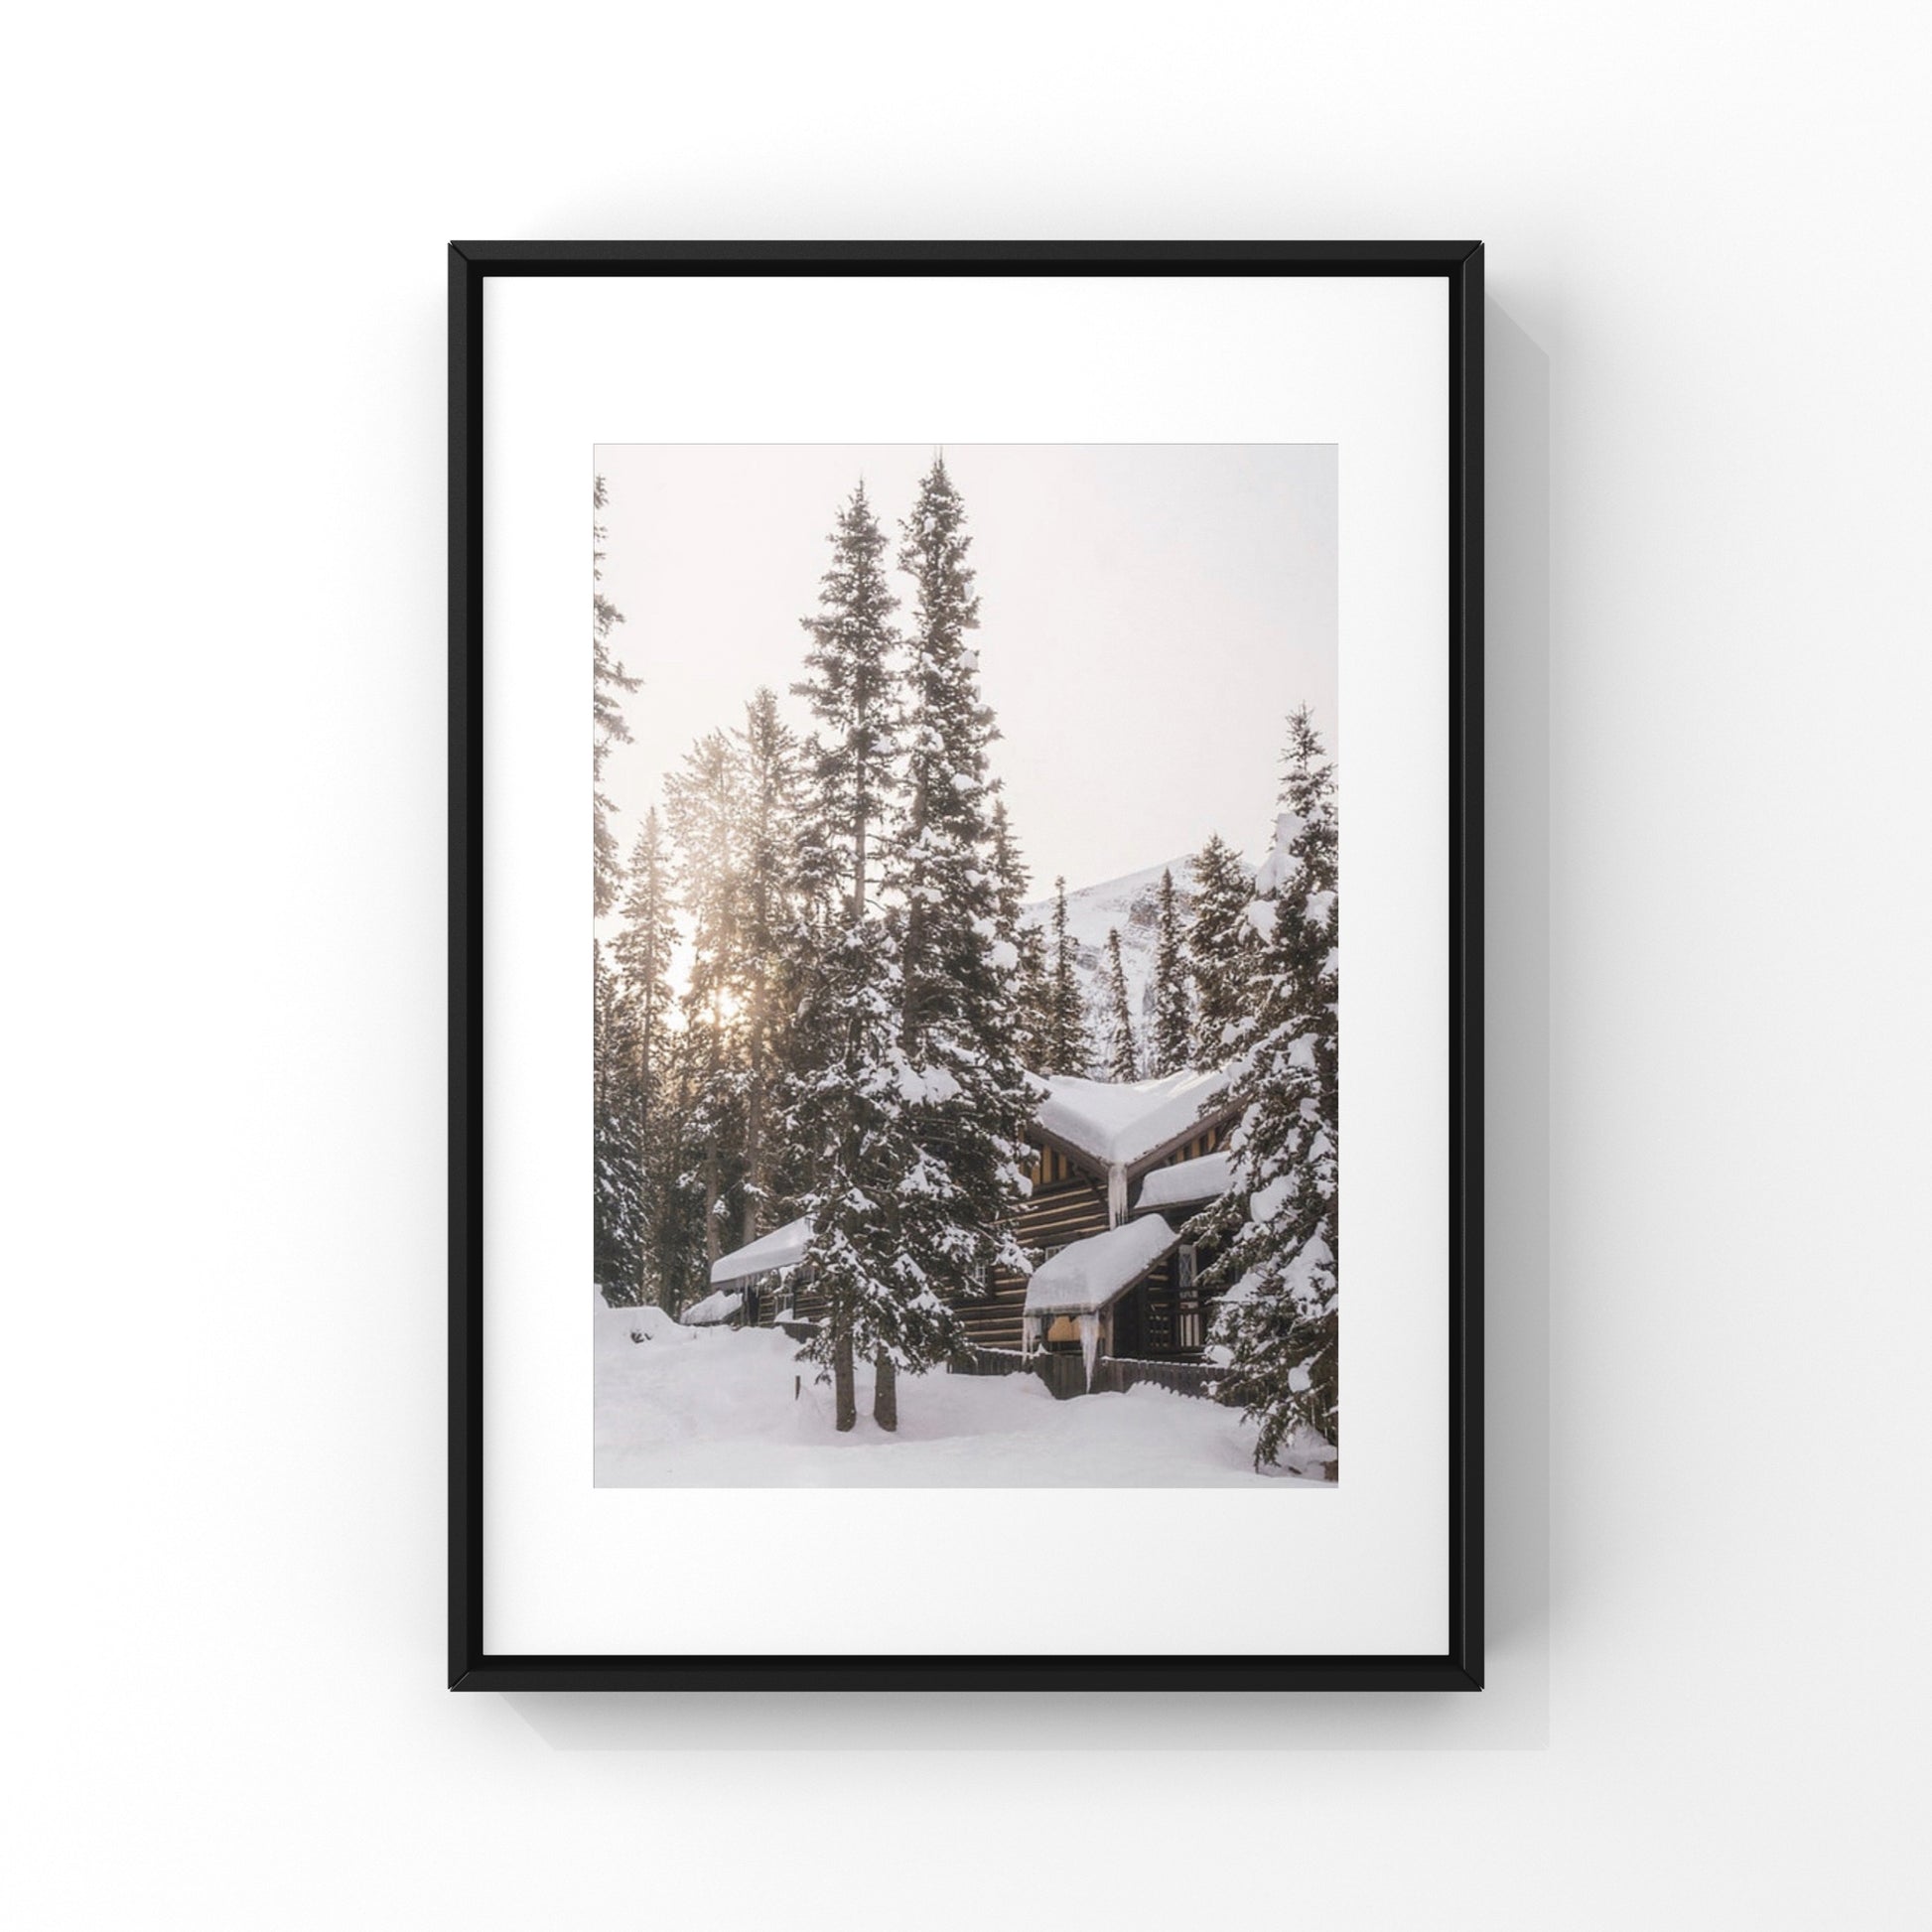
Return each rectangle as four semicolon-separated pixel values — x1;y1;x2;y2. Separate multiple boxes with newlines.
1021;1314;1037;1360
1107;1164;1127;1227
1079;1312;1100;1390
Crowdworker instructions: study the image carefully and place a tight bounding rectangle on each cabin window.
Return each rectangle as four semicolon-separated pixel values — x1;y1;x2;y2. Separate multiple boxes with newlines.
1175;1244;1202;1351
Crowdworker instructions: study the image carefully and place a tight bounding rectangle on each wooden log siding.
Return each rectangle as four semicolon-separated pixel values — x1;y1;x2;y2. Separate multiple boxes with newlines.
956;1171;1113;1353
1158;1120;1230;1171
785;1276;829;1327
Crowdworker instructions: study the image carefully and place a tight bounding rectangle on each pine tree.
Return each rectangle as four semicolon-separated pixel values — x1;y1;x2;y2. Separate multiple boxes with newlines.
614;809;677;1304
1102;927;1139;1081
786;483;911;1433
885;454;1036;1427
990;798;1052;1072
1149;866;1192;1074
664;729;746;1269
1043;877;1089;1075
731;687;808;1251
592;476;638;918
1187;831;1260;1072
1195;707;1339;1469
650;1023;714;1315
593;941;647;1302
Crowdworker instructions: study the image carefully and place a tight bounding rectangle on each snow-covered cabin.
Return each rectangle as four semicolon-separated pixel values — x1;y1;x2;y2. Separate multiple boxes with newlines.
691;1213;811;1328
957;1068;1242;1364
692;1069;1242;1371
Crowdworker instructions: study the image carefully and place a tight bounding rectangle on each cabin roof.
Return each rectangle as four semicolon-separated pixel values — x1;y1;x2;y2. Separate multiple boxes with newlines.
1024;1215;1180;1315
680;1284;746;1325
1134;1149;1237;1213
1032;1068;1233;1174
708;1214;812;1287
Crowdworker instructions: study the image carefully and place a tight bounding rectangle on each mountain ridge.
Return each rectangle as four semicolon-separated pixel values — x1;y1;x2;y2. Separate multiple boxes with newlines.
1020;853;1248;1065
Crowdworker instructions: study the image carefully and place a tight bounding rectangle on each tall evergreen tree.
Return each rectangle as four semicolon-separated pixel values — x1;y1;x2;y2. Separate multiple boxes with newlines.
593;940;647;1302
592;476;637;918
1043;877;1089;1075
650;1023;713;1314
786;483;912;1433
614;809;678;1304
1187;831;1260;1072
990;798;1052;1072
1102;927;1140;1081
884;454;1035;1427
664;729;746;1268
1195;706;1339;1468
731;687;808;1250
1149;867;1192;1074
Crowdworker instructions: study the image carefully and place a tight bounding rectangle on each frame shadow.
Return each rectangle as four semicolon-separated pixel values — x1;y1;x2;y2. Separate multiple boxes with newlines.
493;295;1550;1746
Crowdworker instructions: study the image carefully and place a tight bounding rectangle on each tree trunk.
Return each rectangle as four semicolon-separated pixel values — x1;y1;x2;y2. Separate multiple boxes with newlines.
833;1318;857;1434
873;1348;897;1432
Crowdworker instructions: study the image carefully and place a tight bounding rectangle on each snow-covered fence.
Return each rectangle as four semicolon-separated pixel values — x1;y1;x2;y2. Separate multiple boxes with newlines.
1030;1350;1091;1402
952;1345;1034;1378
1091;1356;1231;1404
952;1344;1231;1404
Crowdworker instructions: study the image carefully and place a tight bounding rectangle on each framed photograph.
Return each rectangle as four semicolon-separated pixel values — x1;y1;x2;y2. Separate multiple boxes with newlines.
450;240;1482;1691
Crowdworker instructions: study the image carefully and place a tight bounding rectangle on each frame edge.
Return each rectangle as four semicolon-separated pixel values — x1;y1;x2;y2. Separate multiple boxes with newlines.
446;239;1487;1692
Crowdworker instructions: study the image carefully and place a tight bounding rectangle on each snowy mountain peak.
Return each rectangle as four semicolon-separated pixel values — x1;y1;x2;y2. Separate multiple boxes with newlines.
1021;855;1245;1058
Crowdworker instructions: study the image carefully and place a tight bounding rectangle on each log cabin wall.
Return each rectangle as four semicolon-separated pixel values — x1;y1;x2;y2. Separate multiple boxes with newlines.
786;1275;829;1327
1158;1120;1230;1168
956;1150;1112;1354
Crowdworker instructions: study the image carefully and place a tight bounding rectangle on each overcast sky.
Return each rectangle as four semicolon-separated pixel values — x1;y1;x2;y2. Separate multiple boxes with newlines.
595;442;1335;903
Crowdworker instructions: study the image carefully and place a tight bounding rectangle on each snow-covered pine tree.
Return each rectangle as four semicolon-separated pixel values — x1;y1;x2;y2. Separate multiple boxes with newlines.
731;687;809;1252
786;483;913;1433
885;454;1035;1428
1149;866;1192;1075
1186;831;1260;1073
614;809;678;1303
664;728;747;1269
990;798;1052;1073
1102;927;1140;1081
1195;706;1339;1469
650;1021;713;1315
592;476;637;918
593;940;647;1302
1043;877;1089;1075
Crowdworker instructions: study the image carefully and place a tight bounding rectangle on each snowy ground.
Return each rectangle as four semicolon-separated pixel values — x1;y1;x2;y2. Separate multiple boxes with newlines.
594;1302;1322;1488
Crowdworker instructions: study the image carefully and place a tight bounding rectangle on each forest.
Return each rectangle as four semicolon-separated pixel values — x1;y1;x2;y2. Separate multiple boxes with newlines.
592;457;1338;1458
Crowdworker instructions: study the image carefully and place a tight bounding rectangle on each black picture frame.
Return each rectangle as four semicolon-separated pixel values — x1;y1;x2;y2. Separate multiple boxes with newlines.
449;239;1483;1693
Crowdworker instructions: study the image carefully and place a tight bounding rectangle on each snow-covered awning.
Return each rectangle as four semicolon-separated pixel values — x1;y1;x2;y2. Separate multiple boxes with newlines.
709;1214;812;1287
1024;1215;1179;1315
1033;1068;1232;1176
1134;1150;1235;1213
680;1285;745;1326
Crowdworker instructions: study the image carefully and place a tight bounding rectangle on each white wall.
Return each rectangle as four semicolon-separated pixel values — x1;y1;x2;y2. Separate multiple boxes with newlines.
5;4;1927;1927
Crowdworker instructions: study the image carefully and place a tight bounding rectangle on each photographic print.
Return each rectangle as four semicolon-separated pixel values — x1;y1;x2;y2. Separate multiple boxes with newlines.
591;442;1339;1488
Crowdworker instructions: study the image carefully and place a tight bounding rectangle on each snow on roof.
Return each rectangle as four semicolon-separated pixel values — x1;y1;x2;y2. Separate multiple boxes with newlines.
709;1214;812;1286
1134;1149;1236;1213
1024;1215;1179;1315
1033;1068;1232;1172
681;1285;745;1326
